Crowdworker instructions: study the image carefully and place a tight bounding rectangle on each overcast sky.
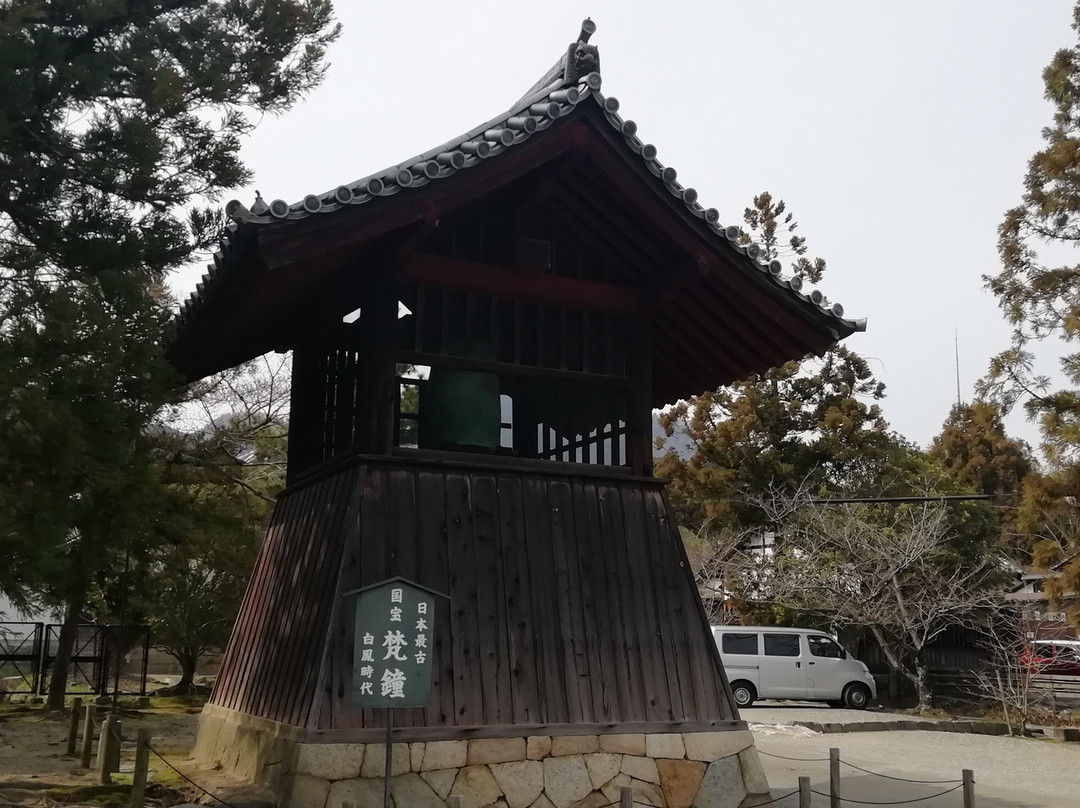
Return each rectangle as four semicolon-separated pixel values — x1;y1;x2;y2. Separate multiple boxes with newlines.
171;1;1077;451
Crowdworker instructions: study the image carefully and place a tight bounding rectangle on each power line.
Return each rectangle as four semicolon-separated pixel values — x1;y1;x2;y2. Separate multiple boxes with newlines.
807;495;992;505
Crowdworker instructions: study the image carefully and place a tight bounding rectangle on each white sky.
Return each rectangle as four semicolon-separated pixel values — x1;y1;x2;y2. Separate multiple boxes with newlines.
171;1;1077;451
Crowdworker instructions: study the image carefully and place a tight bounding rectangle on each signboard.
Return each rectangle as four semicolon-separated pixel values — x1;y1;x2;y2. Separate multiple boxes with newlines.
346;577;443;708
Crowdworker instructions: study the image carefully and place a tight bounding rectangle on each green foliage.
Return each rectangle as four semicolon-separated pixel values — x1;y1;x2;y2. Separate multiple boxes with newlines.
0;279;177;604
0;1;338;704
741;192;825;283
981;3;1080;623
668;195;1004;658
85;355;289;684
931;403;1033;499
929;402;1033;548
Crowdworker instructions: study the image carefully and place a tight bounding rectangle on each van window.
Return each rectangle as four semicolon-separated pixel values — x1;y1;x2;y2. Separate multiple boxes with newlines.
721;633;759;655
763;633;800;657
808;635;843;659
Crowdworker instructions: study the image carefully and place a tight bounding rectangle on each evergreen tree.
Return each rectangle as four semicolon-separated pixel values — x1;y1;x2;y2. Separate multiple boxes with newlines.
0;0;339;708
982;2;1080;622
657;193;888;529
85;355;291;688
929;402;1033;548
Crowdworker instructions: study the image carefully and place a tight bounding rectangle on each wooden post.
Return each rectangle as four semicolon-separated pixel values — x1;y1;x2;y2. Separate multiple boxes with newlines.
626;314;653;477
97;714;114;784
620;785;633;808
97;716;122;784
129;728;150;808
382;717;393;808
963;769;975;808
110;718;122;774
798;775;811;808
66;697;82;755
829;746;840;808
79;703;94;768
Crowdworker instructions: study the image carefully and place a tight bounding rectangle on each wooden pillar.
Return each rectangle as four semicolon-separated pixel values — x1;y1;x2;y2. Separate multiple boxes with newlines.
287;347;328;482
352;255;400;455
626;313;653;477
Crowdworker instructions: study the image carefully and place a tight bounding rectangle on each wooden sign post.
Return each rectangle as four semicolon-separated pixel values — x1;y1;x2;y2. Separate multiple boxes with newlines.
344;577;447;808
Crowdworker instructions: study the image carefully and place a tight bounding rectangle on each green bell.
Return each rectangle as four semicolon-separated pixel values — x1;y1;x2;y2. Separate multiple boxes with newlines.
420;367;500;451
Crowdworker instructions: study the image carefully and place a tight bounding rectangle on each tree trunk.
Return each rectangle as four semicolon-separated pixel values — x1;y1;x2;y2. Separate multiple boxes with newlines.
45;588;85;711
915;663;932;712
176;650;198;690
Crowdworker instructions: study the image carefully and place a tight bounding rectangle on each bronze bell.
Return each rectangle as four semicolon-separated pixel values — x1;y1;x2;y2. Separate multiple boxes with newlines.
420;367;500;451
419;319;502;455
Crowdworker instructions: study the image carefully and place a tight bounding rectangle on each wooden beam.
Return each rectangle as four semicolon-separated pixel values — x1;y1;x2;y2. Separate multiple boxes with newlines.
642;256;711;303
579;124;841;351
304;718;748;744
399;251;640;314
396;349;630;387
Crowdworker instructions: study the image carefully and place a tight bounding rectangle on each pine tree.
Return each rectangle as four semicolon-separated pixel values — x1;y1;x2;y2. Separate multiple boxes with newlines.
930;402;1033;548
657;193;888;529
0;0;339;708
982;2;1080;624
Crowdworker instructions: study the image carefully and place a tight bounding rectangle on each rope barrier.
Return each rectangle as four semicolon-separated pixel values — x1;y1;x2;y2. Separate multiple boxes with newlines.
840;759;964;784
810;784;965;805
145;742;241;808
86;719;973;808
756;748;831;762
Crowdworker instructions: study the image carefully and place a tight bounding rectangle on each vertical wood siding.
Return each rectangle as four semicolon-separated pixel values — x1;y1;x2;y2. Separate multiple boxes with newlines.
210;456;736;731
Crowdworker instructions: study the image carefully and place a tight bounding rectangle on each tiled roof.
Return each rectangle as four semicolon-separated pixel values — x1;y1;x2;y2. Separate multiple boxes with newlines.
175;20;863;340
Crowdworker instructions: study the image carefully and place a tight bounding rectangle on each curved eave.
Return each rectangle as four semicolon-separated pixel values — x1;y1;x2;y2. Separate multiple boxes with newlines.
169;70;864;390
170;71;859;349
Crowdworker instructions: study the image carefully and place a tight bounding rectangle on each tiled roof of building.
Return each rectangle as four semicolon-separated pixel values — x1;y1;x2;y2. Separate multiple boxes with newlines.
175;20;863;341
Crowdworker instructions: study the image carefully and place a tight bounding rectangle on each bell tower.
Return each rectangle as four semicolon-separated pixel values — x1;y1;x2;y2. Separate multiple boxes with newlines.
173;21;862;808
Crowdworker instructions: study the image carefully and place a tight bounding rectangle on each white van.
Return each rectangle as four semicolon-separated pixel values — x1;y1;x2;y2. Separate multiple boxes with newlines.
712;626;877;709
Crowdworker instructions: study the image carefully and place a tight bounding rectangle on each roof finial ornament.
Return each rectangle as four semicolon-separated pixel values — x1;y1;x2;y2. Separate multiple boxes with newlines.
563;18;599;85
251;191;269;216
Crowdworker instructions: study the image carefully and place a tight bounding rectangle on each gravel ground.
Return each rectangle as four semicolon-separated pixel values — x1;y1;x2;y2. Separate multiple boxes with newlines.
746;707;1080;807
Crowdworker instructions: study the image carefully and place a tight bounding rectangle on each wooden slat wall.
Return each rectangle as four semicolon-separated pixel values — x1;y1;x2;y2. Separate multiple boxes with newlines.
210;456;736;731
209;468;358;726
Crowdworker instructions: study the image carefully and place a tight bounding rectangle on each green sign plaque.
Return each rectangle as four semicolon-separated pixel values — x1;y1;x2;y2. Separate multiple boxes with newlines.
345;577;444;708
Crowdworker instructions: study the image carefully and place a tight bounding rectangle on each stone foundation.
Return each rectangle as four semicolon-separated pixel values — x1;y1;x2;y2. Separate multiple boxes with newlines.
195;708;770;808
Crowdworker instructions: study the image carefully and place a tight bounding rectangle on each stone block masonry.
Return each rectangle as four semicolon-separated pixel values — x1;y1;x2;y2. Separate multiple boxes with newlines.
195;709;770;808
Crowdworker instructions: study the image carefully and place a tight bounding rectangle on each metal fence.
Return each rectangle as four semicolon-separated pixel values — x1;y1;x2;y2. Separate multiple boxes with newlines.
0;622;44;694
0;622;149;697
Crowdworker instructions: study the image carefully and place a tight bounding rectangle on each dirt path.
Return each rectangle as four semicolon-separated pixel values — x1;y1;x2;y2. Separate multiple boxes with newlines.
0;703;271;807
0;705;199;785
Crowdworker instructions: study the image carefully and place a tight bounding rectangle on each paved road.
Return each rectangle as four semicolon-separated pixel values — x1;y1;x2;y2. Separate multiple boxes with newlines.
744;706;1080;808
742;702;937;726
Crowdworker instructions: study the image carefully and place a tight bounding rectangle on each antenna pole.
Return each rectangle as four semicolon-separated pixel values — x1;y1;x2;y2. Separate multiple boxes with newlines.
954;328;962;409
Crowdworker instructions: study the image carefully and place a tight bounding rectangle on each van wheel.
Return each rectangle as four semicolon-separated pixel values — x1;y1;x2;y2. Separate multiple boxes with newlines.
843;683;871;710
731;681;756;708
